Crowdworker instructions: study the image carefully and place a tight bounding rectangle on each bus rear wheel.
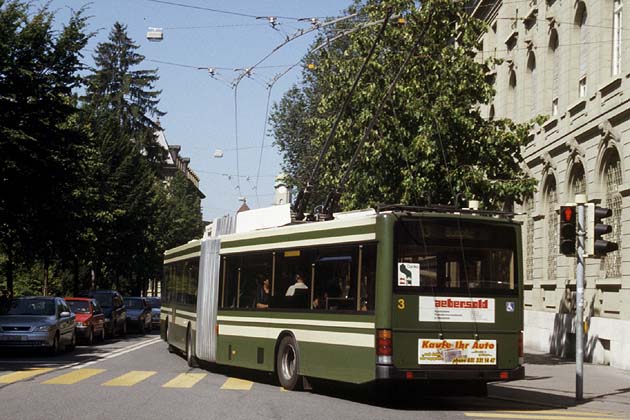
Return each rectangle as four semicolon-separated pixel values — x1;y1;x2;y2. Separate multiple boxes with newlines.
276;335;302;391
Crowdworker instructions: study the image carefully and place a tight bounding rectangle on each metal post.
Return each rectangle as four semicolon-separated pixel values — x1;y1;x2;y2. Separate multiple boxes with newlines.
575;194;586;401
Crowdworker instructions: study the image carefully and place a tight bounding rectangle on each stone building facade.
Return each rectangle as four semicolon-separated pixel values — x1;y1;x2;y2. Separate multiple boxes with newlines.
469;0;630;369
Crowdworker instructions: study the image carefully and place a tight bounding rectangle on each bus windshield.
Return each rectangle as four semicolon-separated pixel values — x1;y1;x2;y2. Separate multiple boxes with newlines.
395;218;517;292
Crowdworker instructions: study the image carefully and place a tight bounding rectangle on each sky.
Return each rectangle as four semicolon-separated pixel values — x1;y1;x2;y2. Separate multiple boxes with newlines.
38;0;350;221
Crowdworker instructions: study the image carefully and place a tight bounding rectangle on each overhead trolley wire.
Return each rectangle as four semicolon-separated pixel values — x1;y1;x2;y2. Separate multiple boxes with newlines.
292;9;393;221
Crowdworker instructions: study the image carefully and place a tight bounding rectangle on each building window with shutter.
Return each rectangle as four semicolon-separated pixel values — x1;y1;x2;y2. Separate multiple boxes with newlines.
576;3;589;96
613;0;623;75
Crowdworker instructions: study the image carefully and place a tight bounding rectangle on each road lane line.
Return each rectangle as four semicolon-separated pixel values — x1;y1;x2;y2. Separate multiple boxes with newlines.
42;368;106;385
102;370;156;386
464;413;624;420
220;377;253;390
74;337;162;368
0;368;54;384
162;373;207;388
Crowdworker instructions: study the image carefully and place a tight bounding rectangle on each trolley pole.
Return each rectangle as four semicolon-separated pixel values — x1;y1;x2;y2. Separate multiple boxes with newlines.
575;194;586;401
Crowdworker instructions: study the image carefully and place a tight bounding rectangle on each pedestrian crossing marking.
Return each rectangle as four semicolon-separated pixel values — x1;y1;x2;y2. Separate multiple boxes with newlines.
162;373;207;388
220;377;253;390
42;369;106;385
102;370;156;387
0;368;54;384
464;412;624;420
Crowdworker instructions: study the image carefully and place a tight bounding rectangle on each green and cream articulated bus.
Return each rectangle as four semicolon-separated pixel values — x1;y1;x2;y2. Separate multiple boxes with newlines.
161;205;524;392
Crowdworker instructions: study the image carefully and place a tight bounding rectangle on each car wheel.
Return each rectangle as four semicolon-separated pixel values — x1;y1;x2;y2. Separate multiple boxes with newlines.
276;335;302;391
122;320;127;336
186;328;198;368
49;333;60;356
87;328;94;346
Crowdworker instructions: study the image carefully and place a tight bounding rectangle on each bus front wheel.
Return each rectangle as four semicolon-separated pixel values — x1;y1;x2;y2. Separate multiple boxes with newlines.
276;335;302;391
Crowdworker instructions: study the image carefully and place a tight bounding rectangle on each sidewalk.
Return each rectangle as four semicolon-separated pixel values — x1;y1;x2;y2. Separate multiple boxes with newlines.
489;351;630;416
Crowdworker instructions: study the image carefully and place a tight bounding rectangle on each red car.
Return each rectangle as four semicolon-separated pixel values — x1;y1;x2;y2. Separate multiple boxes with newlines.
65;297;106;345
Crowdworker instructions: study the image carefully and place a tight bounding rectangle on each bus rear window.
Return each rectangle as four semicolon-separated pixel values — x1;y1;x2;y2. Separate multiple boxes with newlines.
395;219;517;292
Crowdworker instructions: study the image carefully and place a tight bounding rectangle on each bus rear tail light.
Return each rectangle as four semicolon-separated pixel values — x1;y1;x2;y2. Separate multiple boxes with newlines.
376;329;392;364
518;330;524;365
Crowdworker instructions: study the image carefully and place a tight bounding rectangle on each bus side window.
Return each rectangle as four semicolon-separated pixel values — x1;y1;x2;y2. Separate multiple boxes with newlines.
360;244;377;311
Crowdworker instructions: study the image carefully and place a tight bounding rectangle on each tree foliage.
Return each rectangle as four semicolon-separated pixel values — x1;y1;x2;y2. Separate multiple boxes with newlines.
271;0;536;213
0;7;203;296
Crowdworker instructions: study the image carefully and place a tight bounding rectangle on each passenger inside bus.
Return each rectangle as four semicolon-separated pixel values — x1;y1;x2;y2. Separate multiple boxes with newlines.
256;277;271;309
285;273;308;296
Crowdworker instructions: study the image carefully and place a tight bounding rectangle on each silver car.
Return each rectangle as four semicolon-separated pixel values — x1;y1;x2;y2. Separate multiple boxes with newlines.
0;296;76;354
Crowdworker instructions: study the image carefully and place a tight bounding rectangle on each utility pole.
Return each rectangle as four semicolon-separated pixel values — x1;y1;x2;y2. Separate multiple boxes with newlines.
575;194;586;401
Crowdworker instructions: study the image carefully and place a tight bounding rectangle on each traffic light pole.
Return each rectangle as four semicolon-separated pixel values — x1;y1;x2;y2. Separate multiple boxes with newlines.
575;194;586;401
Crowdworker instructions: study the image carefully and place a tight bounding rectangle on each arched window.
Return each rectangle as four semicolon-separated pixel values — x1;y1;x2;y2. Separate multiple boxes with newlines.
524;196;535;286
548;29;560;115
575;2;588;97
569;163;586;196
527;51;537;115
601;155;622;278
544;177;558;283
508;69;517;120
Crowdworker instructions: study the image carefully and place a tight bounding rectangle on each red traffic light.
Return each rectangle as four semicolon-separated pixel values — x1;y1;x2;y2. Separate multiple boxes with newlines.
562;206;574;222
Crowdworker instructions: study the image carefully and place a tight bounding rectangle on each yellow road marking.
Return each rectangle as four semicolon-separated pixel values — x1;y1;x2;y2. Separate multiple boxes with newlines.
464;413;624;420
500;411;615;417
162;373;207;388
0;368;54;384
42;369;105;385
102;371;156;387
220;377;253;390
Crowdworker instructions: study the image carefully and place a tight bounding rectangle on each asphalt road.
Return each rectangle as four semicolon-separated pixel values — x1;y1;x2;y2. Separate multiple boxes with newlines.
0;334;623;420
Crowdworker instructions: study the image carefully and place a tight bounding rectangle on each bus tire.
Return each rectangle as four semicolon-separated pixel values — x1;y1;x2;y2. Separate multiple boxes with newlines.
276;335;302;391
165;320;175;353
186;327;198;368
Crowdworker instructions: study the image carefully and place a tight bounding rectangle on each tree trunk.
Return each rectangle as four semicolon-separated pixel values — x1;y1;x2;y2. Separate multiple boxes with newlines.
73;257;80;295
43;258;49;296
6;245;14;297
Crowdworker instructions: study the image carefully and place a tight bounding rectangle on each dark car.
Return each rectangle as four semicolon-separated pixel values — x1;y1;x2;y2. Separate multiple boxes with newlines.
65;297;106;345
77;290;126;337
123;297;152;334
0;296;76;354
145;297;161;329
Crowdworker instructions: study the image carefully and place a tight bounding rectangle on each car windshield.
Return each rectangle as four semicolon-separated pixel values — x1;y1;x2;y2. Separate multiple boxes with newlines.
124;299;143;309
92;294;112;308
4;299;55;316
67;301;90;314
146;298;160;308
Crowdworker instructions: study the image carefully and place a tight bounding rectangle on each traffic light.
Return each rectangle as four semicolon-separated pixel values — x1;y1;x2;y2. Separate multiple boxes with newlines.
586;204;618;256
559;205;577;255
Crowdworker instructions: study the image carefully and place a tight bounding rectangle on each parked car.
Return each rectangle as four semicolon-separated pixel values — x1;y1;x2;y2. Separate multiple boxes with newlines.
145;297;161;329
0;296;75;354
123;297;152;334
77;290;126;337
65;297;106;345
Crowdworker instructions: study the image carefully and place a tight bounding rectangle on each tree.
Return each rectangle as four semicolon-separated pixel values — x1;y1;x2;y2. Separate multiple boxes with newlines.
271;0;536;215
0;1;91;295
159;172;204;251
84;22;166;167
